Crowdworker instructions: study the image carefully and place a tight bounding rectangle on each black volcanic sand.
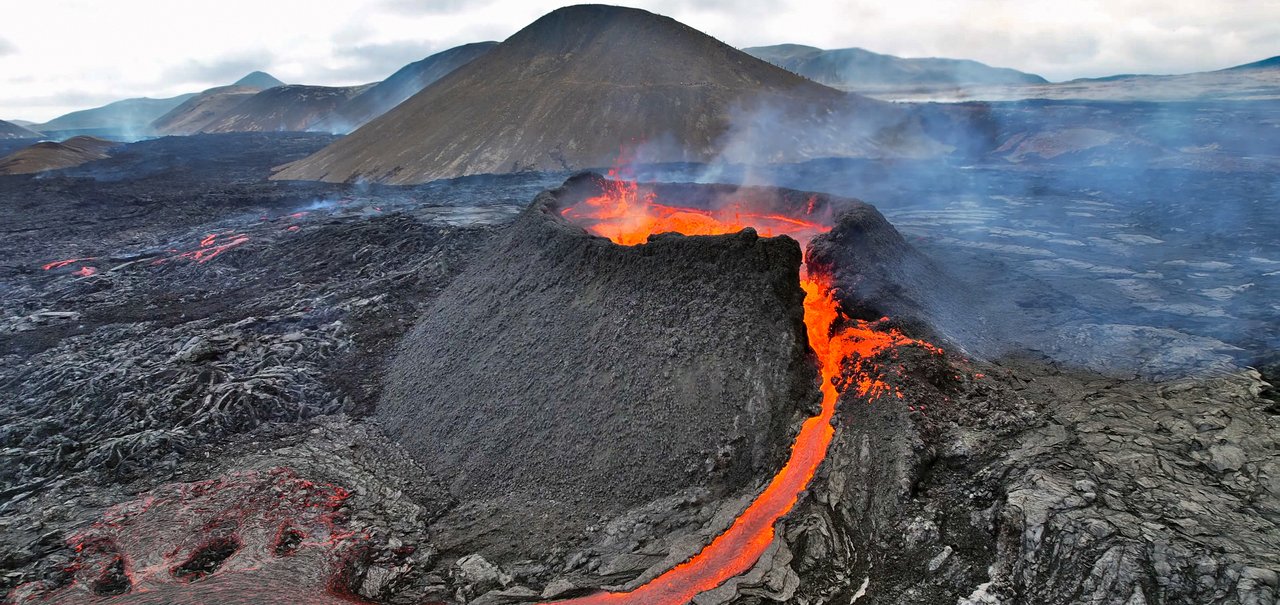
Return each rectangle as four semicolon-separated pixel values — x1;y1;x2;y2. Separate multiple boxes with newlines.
378;173;820;555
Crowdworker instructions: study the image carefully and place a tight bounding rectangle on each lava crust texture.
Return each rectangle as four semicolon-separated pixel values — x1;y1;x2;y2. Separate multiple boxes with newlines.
378;173;820;538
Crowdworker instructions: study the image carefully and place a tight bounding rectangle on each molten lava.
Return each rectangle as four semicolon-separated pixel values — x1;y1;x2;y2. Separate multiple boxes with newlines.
151;233;250;266
42;257;96;271
178;233;249;263
553;179;940;605
560;174;830;247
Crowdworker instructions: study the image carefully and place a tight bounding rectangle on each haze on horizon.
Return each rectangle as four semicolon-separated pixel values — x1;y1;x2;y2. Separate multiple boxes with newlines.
1;0;1277;122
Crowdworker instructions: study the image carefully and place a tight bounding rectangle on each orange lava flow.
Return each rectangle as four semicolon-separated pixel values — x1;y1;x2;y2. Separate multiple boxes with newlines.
41;257;96;271
552;183;938;605
560;177;830;248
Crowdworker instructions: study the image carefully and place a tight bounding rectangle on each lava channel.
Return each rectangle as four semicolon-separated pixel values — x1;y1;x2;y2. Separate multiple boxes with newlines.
553;178;935;605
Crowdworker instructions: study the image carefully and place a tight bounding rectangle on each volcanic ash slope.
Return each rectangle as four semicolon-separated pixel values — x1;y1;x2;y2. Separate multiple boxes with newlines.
377;173;819;551
0;136;117;175
199;85;368;133
272;4;935;184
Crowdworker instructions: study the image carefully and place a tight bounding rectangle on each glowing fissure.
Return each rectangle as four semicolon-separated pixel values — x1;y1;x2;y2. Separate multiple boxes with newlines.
553;180;937;605
42;233;250;274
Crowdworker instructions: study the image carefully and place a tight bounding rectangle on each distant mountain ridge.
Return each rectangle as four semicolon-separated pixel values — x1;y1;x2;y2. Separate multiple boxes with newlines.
274;5;937;184
34;95;195;138
0;119;42;139
744;44;1047;90
34;71;286;139
199;84;370;133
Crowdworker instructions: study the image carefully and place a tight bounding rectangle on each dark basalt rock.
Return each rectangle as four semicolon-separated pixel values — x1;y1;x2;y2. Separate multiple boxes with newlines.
807;204;993;355
378;173;820;555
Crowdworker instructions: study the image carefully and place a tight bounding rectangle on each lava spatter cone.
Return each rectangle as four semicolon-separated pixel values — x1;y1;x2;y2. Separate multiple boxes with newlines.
376;173;950;603
378;173;821;557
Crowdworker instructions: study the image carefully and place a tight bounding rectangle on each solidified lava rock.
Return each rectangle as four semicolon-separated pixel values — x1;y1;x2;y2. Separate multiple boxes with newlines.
378;173;820;547
806;205;990;353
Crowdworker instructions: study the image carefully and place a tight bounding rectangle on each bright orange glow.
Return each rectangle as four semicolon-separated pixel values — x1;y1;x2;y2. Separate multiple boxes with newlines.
178;233;249;264
42;257;96;271
560;174;830;248
552;179;940;605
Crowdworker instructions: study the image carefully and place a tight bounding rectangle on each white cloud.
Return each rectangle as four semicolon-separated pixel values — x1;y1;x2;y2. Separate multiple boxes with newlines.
1;0;1276;122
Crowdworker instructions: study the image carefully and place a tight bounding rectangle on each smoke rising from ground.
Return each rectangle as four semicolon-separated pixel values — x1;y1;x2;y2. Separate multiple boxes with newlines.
624;92;1280;378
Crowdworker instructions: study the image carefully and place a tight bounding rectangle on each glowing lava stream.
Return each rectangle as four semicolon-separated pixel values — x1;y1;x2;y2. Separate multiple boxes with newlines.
552;183;932;605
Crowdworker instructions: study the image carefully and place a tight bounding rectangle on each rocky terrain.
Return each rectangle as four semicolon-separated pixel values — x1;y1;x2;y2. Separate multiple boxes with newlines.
200;84;371;134
151;86;271;136
1;101;1277;605
745;44;1047;93
271;5;935;184
314;42;497;134
379;173;820;559
0;136;118;175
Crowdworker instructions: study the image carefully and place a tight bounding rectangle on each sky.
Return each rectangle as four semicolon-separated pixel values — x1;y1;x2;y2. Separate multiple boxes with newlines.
1;0;1277;122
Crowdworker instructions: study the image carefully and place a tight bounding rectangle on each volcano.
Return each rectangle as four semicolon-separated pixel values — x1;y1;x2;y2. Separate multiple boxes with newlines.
377;172;958;591
379;173;821;552
313;42;498;134
272;5;936;184
199;85;369;133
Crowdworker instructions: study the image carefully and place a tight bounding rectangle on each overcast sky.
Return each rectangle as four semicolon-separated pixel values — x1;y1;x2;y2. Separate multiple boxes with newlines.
2;0;1277;122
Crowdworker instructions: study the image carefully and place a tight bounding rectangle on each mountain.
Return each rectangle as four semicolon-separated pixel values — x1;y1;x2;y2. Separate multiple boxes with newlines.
883;54;1280;103
199;84;370;133
745;44;1047;90
274;5;934;184
0;136;117;175
312;41;497;134
232;71;286;89
33;72;284;139
33;94;195;139
151;71;288;135
1221;55;1280;71
0;119;42;139
150;86;264;135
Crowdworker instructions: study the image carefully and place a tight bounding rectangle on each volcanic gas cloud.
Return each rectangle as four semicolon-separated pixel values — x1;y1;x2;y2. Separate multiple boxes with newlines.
552;173;940;605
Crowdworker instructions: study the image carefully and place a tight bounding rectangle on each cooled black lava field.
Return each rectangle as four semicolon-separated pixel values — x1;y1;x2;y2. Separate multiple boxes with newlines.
2;130;1277;604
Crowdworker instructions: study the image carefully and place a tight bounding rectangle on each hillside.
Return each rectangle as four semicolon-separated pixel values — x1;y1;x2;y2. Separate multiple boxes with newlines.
33;95;194;138
199;84;369;133
150;85;265;135
0;136;117;175
314;41;497;133
273;5;935;184
0;119;42;139
745;44;1047;90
